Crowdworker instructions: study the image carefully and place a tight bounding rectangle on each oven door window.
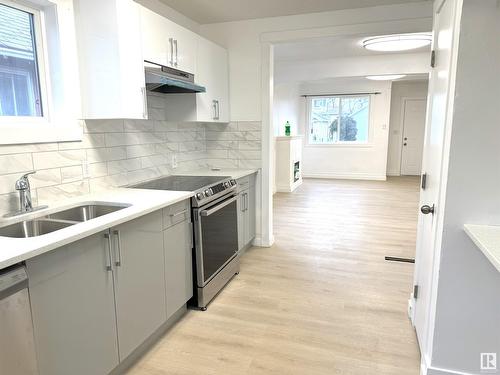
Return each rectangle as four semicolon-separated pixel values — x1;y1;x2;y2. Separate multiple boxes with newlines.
200;199;238;284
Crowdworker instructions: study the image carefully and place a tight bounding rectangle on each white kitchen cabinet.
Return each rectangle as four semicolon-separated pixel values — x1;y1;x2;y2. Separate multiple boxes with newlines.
139;6;197;74
26;232;120;375
111;211;167;360
74;0;147;119
237;174;257;252
196;37;230;123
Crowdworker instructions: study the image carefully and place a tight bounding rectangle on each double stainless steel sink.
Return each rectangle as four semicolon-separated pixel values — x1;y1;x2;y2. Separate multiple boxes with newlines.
0;204;130;238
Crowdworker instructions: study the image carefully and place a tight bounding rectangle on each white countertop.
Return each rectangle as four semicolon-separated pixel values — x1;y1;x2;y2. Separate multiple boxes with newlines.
0;188;193;270
464;224;500;272
175;168;259;180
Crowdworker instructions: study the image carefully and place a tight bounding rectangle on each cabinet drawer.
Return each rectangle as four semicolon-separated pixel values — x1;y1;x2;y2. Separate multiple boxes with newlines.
237;176;250;191
162;200;191;229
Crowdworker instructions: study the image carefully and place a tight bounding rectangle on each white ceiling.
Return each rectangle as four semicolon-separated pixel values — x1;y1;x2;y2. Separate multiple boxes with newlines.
158;0;428;24
274;34;431;62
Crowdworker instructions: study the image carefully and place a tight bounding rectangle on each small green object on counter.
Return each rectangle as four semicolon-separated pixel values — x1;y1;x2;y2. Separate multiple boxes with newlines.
285;121;291;136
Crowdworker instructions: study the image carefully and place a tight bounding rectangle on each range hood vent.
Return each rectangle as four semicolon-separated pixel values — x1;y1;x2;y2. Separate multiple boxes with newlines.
144;61;206;94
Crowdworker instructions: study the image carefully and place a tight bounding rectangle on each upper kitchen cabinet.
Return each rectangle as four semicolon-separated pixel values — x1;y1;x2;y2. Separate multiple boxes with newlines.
196;37;230;123
73;0;147;119
139;6;197;74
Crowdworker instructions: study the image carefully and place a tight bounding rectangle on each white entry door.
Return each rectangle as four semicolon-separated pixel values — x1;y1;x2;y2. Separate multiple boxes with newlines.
412;0;460;359
401;98;427;175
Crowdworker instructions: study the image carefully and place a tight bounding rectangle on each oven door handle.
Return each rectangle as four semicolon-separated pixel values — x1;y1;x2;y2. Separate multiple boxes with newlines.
200;196;238;217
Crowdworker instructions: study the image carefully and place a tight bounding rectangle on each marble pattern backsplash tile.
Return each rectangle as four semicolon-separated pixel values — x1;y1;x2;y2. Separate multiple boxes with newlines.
0;102;261;216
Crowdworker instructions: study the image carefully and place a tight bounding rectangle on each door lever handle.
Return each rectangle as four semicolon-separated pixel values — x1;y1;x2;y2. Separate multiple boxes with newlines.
420;204;435;215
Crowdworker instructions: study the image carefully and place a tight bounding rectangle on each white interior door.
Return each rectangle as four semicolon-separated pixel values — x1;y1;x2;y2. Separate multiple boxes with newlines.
412;0;460;359
401;98;427;175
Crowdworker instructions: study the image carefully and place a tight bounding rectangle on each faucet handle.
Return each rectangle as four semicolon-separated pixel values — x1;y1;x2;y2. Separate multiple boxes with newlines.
15;171;36;191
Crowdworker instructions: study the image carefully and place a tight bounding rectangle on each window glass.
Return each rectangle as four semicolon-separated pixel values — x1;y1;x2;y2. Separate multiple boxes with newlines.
309;95;369;144
0;3;43;117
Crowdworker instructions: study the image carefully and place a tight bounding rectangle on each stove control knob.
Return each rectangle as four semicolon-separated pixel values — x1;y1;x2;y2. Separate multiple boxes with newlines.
230;179;237;186
224;181;230;188
196;192;205;200
204;189;213;196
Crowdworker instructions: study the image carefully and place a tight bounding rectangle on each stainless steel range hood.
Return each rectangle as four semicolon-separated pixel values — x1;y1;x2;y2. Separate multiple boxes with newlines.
144;61;206;94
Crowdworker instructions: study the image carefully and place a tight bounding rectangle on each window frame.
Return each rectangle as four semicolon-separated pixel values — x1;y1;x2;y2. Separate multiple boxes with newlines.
306;94;373;147
0;0;82;145
0;0;49;123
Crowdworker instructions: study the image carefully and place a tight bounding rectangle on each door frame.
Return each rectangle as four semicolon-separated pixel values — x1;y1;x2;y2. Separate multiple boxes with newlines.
399;96;427;176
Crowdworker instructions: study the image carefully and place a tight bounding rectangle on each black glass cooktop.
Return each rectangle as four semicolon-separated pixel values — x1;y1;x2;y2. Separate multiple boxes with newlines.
129;175;230;192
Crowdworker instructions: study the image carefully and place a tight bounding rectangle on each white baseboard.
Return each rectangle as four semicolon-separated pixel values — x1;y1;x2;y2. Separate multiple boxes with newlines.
253;235;274;248
302;172;387;181
421;356;477;375
276;179;302;192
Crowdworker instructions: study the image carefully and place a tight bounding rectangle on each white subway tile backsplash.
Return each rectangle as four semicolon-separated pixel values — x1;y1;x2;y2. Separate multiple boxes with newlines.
37;180;90;204
0;143;58;155
33;150;85;169
86;147;127;163
61;165;84;183
0;153;33;174
85;119;124;133
0;117;261;215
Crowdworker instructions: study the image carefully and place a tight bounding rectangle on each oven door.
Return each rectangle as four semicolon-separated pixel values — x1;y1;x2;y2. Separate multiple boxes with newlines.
193;194;239;287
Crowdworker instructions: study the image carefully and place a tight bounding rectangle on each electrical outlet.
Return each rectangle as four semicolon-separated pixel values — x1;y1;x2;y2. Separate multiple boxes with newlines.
82;160;90;178
171;155;177;169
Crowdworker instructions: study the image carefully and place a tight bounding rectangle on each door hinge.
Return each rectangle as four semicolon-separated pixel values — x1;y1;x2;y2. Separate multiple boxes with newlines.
421;172;427;190
413;285;419;299
430;50;436;68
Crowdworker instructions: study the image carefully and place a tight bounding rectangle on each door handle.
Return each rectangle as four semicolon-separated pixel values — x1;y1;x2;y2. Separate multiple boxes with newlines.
104;232;112;271
113;230;122;267
420;204;435;215
169;37;174;66
212;100;217;120
141;87;148;119
173;39;178;67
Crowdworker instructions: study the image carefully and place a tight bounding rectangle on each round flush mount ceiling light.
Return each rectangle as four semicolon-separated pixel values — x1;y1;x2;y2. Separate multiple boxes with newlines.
366;74;406;81
362;33;432;52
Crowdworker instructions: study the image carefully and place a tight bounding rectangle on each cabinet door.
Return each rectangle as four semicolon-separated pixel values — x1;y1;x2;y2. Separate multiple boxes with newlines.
26;233;119;375
75;0;146;119
247;183;256;243
139;6;169;66
171;23;197;73
196;37;229;122
164;220;193;318
112;211;166;360
237;190;248;251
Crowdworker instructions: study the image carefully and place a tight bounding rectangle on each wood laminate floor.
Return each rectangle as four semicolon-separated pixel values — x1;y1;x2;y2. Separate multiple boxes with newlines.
127;177;421;375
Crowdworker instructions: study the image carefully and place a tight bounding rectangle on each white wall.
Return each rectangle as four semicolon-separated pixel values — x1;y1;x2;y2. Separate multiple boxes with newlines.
428;1;500;373
200;2;433;121
273;82;302;136
387;80;429;176
298;79;392;180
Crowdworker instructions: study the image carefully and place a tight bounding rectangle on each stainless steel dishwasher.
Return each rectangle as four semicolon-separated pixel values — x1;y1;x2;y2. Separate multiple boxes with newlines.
0;265;39;375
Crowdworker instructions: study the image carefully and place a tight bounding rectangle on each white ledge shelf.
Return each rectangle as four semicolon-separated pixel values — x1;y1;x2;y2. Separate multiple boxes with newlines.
275;135;304;141
464;224;500;272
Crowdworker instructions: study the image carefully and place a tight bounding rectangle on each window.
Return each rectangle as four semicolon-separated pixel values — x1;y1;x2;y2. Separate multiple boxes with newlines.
0;2;43;117
308;95;370;144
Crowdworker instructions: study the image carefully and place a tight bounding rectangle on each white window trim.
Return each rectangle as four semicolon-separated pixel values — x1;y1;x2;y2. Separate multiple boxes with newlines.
305;94;374;148
0;0;82;145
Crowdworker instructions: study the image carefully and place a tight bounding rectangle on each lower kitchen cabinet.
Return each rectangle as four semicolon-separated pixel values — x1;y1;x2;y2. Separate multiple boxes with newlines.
26;203;193;375
164;219;193;318
237;174;257;251
112;211;166;360
26;232;120;375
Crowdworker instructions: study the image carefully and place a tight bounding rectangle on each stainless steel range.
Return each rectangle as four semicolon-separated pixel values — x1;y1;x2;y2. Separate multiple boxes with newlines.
130;175;240;310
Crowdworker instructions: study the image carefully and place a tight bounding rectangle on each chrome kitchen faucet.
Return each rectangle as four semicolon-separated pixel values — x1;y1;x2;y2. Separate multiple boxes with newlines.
3;171;48;218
